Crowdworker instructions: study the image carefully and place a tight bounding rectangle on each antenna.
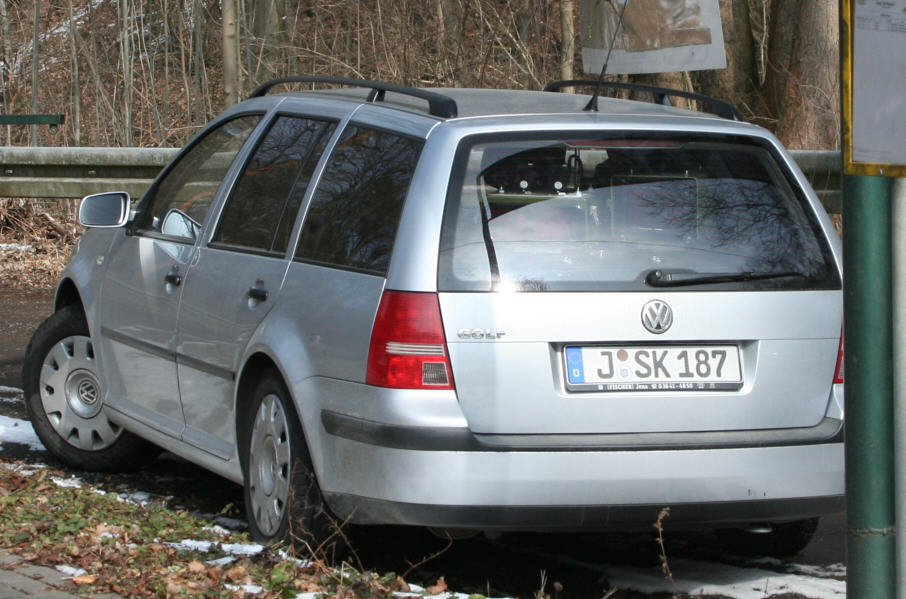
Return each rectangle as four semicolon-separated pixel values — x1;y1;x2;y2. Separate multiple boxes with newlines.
584;0;630;112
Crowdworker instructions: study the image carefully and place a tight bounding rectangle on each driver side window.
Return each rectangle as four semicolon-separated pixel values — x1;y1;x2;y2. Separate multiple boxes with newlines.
139;115;261;240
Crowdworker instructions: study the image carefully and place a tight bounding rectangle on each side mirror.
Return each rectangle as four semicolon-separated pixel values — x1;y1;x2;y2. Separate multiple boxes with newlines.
161;208;201;241
78;192;132;227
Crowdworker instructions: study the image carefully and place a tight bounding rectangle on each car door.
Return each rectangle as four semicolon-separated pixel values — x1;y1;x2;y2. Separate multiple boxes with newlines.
175;115;338;458
98;114;262;437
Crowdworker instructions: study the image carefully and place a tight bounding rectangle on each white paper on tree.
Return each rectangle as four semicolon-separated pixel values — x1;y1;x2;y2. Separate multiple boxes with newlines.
580;0;727;75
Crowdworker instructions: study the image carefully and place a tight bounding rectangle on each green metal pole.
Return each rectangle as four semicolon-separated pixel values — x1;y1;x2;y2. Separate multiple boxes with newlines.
844;174;895;598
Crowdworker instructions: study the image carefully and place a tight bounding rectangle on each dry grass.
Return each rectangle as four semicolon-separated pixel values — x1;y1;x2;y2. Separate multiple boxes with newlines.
0;199;79;290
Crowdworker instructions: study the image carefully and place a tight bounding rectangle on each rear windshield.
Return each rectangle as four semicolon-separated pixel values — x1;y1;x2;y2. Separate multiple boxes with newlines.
438;133;840;292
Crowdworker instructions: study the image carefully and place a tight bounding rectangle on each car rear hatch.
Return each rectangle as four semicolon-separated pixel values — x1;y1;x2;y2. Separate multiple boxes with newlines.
436;131;842;435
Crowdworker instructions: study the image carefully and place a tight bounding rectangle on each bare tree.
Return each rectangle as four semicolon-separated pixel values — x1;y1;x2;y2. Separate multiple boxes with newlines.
119;0;134;146
223;0;240;106
690;0;839;149
560;0;575;83
0;0;11;145
30;1;40;145
68;0;81;146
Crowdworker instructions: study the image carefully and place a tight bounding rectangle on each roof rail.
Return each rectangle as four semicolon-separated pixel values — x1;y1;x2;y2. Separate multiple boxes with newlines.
544;80;742;121
249;76;458;119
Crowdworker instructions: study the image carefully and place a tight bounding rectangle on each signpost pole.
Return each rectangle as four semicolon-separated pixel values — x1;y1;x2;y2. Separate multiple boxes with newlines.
844;173;895;599
892;177;906;599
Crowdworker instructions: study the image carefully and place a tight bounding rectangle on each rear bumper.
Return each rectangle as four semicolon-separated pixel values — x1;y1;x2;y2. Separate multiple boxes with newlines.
297;378;844;531
311;417;842;531
324;493;843;531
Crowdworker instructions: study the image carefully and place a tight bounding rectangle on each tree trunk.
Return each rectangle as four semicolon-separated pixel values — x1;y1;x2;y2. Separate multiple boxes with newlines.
222;0;240;107
765;1;839;149
30;1;40;146
560;0;575;84
250;0;286;85
68;0;81;146
119;0;133;146
687;0;839;149
0;0;11;144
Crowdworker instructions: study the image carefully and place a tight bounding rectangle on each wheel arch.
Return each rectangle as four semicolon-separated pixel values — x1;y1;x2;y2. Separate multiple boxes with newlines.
235;352;313;473
54;277;86;319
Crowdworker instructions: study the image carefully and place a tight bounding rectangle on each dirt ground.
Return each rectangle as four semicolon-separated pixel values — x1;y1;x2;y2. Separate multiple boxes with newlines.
0;287;54;391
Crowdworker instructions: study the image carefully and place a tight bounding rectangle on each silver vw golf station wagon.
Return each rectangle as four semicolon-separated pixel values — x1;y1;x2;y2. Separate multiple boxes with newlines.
24;76;844;556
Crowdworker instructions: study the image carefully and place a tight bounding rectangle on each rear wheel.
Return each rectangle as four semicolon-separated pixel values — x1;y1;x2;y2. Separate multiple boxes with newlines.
22;306;155;471
242;372;343;557
715;518;819;557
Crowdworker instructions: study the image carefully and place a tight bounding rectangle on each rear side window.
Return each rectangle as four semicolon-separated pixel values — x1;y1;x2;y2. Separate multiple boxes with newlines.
295;125;423;275
439;133;839;292
213;116;336;254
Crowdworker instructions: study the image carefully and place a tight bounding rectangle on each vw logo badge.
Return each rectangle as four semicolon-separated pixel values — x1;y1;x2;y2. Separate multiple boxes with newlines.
641;300;673;334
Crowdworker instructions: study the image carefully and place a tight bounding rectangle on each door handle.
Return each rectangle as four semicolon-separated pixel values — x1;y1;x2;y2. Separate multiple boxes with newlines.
164;270;182;286
247;286;268;302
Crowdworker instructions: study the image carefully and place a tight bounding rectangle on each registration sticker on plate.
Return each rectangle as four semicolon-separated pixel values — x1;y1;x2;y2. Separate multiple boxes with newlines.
564;345;742;392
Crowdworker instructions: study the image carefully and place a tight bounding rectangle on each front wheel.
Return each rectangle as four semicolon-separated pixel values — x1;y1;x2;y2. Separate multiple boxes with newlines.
241;372;343;557
22;306;155;471
715;518;820;557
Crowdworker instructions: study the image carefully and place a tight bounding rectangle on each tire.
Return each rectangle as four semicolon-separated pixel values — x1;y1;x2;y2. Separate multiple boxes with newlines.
715;517;820;557
241;371;344;558
22;306;156;472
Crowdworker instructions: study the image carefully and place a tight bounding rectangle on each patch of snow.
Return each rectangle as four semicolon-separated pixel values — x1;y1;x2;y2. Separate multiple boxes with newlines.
748;557;846;580
55;565;87;578
0;415;45;450
786;563;847;579
221;541;266;556
224;583;264;595
393;593;483;599
0;386;24;402
604;557;846;599
275;548;314;569
0;243;35;252
167;539;265;557
118;491;152;505
52;476;83;489
1;461;43;476
206;556;236;567
202;524;232;537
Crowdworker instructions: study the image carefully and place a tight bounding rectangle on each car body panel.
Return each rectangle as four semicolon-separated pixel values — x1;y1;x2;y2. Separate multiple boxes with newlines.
176;248;289;458
439;290;840;434
97;233;193;437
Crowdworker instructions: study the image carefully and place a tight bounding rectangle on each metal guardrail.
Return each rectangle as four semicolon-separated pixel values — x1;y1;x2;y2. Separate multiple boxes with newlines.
0;146;843;212
0;147;177;200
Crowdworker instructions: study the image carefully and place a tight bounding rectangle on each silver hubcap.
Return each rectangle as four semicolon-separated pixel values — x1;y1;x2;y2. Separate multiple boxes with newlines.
40;335;122;450
248;393;292;537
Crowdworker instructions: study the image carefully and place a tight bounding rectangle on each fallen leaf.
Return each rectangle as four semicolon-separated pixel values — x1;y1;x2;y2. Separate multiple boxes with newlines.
226;565;250;584
427;576;448;594
72;575;98;585
187;560;206;574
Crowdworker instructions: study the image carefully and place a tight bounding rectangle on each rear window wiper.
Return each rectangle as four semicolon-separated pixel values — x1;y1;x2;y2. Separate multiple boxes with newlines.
644;269;814;288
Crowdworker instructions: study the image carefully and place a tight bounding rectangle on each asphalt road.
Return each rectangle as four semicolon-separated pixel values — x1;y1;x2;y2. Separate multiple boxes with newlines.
0;286;846;598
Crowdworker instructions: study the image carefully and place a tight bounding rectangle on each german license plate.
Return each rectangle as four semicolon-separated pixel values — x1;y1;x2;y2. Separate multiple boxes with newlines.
564;345;742;392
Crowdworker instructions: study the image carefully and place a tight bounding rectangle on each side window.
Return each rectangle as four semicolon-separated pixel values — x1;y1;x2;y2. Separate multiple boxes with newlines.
213;116;336;254
295;126;423;275
138;115;261;241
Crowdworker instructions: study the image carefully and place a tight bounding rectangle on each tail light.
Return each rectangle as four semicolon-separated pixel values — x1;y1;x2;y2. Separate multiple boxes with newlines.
366;291;454;390
833;332;844;384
